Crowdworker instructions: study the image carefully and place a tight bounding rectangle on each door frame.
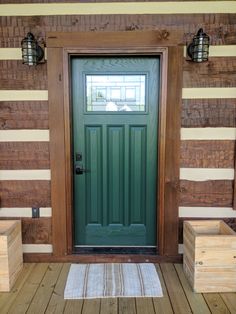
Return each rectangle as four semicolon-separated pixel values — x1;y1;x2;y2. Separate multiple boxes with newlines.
47;31;183;262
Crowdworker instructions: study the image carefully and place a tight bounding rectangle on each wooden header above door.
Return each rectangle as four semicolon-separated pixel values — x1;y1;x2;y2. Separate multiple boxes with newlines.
47;30;182;48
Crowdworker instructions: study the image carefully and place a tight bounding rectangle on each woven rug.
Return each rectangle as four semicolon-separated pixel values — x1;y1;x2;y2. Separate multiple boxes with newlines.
64;263;163;299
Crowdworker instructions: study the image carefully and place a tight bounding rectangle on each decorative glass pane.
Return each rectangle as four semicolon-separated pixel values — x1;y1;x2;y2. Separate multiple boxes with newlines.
86;75;146;112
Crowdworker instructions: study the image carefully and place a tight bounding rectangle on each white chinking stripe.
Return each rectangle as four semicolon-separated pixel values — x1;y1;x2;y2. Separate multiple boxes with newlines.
0;90;48;101
0;46;235;60
0;88;235;102
0;130;49;142
183;45;236;58
0;48;47;60
0;207;52;217
179;207;236;218
181;128;236;140
0;169;51;180
182;88;236;99
22;244;53;254
180;168;234;181
0;48;22;60
0;2;236;16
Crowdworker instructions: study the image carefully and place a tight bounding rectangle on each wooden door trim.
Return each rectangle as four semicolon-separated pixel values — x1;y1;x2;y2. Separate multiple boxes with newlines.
47;31;182;259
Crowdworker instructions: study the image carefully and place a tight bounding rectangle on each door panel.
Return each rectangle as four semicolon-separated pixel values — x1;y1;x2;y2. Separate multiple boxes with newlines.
71;57;159;246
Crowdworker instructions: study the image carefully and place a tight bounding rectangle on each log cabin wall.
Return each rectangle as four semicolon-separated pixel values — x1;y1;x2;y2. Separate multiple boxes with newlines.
0;1;235;258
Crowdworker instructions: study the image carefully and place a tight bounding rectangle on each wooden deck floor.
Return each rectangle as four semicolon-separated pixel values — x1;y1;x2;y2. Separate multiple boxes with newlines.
0;263;236;314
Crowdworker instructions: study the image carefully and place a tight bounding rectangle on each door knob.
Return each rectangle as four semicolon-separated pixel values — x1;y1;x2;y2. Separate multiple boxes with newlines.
75;165;88;175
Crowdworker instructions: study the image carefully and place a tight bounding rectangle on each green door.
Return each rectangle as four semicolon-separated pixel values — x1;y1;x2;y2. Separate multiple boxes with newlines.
71;57;159;247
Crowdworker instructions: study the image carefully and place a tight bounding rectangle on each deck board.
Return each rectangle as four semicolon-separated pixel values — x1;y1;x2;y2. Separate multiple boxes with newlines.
100;298;118;314
203;293;231;314
45;263;70;314
174;263;211;314
0;263;236;314
8;263;49;314
153;264;174;314
26;263;63;314
64;300;84;314
119;298;136;314
0;263;35;314
160;263;192;314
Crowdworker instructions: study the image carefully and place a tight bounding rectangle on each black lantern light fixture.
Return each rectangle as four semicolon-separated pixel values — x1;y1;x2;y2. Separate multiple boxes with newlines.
21;32;45;66
187;28;210;62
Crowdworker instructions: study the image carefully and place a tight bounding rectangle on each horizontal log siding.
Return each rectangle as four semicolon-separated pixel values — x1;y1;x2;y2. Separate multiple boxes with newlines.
179;180;234;207
0;217;52;244
0;14;235;47
181;99;236;127
0;101;49;129
0;61;47;89
0;142;50;169
0;180;51;207
183;57;236;88
0;8;235;253
180;140;235;168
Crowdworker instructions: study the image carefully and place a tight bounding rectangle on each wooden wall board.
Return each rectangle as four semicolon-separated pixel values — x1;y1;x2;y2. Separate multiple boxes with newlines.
0;142;50;169
0;60;47;90
0;14;235;47
178;217;236;243
47;47;67;257
0;217;52;244
180;140;235;168
181;99;236;128
0;101;49;130
183;57;236;88
180;180;234;207
162;46;182;256
0;180;51;207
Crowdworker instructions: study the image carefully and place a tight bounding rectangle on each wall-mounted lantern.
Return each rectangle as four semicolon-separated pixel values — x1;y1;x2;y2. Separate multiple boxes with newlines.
21;32;45;66
187;28;210;62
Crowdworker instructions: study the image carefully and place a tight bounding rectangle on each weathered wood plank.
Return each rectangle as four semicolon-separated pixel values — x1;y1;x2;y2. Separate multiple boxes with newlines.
179;218;236;244
153;265;173;314
26;263;63;314
220;293;236;313
64;300;83;314
180;140;235;168
183;57;236;88
119;298;136;314
0;60;47;90
136;298;155;314
0;142;50;169
160;263;192;314
45;263;70;314
180;180;234;207
174;264;211;314
82;299;101;314
7;263;49;314
0;15;236;47
181;99;236;128
203;294;230;314
0;101;49;130
0;180;51;207
22;217;52;244
0;217;52;244
100;298;118;314
0;263;35;314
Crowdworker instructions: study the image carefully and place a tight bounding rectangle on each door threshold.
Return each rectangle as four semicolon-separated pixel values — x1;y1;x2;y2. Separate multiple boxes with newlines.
73;246;157;255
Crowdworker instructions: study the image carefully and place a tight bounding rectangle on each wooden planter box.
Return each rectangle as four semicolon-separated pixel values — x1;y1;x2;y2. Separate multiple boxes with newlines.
183;220;236;293
0;220;23;292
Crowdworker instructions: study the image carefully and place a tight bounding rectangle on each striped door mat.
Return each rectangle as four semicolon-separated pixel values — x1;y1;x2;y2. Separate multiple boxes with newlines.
64;263;163;299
